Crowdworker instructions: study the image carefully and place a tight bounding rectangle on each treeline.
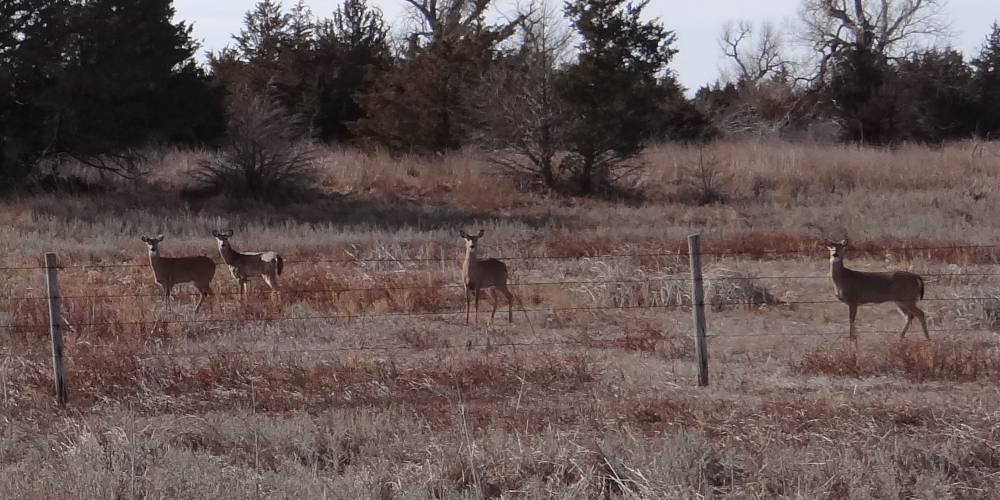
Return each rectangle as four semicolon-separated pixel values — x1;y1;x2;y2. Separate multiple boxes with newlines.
2;0;999;197
698;16;1000;145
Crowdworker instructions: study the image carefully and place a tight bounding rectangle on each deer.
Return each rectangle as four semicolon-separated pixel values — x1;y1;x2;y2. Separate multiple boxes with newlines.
824;238;929;341
211;229;284;296
460;229;513;325
140;235;216;313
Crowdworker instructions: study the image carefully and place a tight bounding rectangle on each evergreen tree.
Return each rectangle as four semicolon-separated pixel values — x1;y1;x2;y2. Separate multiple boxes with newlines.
891;49;976;142
211;0;389;143
0;0;224;187
825;46;891;143
210;0;290;95
971;22;1000;138
315;0;391;142
353;0;519;152
1;0;223;188
1;0;70;186
556;0;677;195
234;0;290;66
58;0;224;163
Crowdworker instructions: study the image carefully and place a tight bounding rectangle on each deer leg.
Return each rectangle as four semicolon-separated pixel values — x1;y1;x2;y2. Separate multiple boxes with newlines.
896;302;914;339
466;288;472;325
264;273;278;293
848;303;858;341
500;286;514;323
262;275;278;302
206;287;215;314
489;288;499;323
913;305;929;340
194;285;212;314
194;291;206;314
163;284;173;312
475;288;481;323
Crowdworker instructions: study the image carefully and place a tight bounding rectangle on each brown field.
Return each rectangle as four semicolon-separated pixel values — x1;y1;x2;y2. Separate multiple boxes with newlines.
3;140;1000;498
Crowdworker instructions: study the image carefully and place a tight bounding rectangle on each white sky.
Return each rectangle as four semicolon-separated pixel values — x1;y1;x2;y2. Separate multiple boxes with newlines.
174;0;1000;92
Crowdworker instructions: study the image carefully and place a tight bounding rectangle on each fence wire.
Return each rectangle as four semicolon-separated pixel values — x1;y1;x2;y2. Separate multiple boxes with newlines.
5;241;1000;272
3;244;1000;358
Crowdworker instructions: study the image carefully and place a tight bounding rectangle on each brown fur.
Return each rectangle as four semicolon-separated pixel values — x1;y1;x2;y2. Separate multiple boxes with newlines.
460;229;513;325
826;239;928;340
141;235;216;313
212;230;284;296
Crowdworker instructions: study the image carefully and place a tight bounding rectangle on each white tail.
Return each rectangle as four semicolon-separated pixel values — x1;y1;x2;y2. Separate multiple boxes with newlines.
212;230;284;296
140;235;216;313
460;229;513;325
825;239;928;340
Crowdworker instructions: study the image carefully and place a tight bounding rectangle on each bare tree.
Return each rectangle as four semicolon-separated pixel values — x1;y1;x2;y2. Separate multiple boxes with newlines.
471;0;573;190
709;20;799;139
403;0;513;45
720;20;789;84
798;0;951;82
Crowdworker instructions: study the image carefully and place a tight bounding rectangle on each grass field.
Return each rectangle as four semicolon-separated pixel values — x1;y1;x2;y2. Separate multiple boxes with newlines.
3;140;1000;498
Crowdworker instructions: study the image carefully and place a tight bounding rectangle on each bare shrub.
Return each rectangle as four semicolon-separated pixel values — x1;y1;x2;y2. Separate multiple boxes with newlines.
953;286;1000;331
671;151;730;205
195;92;315;200
472;0;573;192
705;268;780;311
582;260;689;308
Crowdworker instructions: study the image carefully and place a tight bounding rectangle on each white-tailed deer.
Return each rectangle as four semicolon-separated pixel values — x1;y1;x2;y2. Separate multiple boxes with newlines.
825;239;928;340
140;235;216;313
212;230;284;295
460;229;513;325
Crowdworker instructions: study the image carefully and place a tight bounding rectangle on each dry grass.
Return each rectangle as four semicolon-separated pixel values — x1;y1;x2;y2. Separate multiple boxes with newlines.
4;140;1000;497
796;338;1000;381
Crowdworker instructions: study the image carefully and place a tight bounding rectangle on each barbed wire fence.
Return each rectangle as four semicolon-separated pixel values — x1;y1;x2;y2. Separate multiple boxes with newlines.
3;235;1000;403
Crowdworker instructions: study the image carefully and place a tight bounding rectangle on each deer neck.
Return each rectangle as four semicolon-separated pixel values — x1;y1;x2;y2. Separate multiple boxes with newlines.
830;257;847;285
148;251;164;277
219;244;237;264
462;246;477;282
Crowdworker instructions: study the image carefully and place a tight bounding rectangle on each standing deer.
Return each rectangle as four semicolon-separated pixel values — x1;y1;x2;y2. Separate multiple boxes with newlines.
825;239;929;340
140;235;216;313
460;229;513;325
212;230;284;296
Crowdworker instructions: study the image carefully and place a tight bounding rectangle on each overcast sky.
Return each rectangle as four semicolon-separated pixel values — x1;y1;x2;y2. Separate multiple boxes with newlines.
174;0;1000;92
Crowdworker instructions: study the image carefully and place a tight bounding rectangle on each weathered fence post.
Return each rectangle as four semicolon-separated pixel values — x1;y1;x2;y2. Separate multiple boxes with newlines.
44;253;67;405
688;235;709;387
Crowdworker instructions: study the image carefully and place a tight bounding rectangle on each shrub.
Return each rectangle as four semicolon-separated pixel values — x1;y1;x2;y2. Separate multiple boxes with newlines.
672;152;730;206
196;92;315;201
705;268;779;311
954;286;1000;331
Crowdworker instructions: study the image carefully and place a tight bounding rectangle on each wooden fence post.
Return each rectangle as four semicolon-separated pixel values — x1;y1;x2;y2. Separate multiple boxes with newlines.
45;253;67;405
688;235;709;387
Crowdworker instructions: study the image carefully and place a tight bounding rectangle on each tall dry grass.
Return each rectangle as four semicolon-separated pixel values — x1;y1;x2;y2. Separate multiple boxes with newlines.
3;140;1000;498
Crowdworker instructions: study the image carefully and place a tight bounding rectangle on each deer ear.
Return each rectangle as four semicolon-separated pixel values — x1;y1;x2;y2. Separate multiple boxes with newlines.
140;236;148;243
156;234;164;241
477;229;485;237
459;230;468;238
224;230;234;237
840;238;849;247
